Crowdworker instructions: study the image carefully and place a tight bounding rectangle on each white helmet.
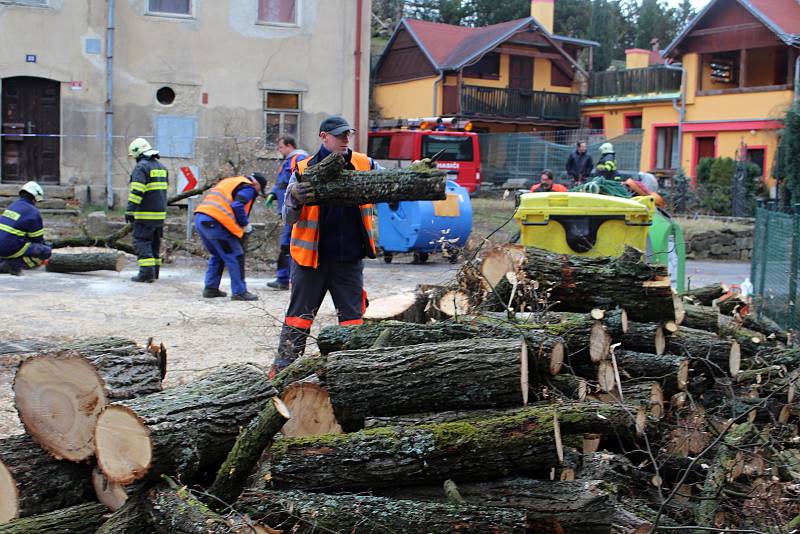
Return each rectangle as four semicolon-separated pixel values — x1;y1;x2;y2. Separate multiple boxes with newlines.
20;181;44;202
600;142;614;155
128;137;158;158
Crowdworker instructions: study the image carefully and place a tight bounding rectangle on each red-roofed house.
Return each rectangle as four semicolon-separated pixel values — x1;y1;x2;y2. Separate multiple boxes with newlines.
582;0;800;190
372;0;597;131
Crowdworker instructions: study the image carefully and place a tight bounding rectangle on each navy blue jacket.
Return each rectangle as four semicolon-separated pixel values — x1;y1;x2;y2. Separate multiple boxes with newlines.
0;197;45;257
271;149;309;212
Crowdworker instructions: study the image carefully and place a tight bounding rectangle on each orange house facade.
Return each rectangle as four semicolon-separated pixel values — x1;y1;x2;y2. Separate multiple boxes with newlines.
372;0;597;132
581;0;798;193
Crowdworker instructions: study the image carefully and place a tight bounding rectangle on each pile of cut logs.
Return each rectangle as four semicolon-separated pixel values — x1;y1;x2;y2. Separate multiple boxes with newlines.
2;245;799;533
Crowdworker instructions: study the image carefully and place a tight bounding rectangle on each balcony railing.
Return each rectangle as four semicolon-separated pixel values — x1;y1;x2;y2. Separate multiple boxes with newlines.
588;66;682;98
457;85;582;122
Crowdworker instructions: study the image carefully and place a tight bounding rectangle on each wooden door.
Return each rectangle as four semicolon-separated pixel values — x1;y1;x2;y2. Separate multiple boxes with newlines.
509;56;533;90
2;77;60;184
694;136;716;175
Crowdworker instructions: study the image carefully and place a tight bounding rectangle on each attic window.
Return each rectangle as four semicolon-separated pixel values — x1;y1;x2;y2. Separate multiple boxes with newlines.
463;53;500;79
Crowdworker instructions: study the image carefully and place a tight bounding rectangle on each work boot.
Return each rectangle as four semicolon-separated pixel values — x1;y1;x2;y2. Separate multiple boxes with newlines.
202;287;228;298
154;266;160;280
231;291;259;301
0;261;21;276
266;279;289;290
131;268;155;283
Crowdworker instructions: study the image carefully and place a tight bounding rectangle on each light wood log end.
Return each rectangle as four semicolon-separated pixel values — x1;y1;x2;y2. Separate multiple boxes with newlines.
654;327;666;356
0;458;19;522
590;321;611;363
280;382;342;438
549;342;564;376
92;467;128;511
95;405;152;486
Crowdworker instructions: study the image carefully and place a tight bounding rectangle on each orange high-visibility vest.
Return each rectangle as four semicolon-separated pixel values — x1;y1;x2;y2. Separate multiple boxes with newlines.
194;177;255;238
290;151;376;268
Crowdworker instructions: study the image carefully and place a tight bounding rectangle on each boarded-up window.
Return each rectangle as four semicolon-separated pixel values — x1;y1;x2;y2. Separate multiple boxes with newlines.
148;0;191;15
264;91;301;146
155;115;197;158
259;0;296;24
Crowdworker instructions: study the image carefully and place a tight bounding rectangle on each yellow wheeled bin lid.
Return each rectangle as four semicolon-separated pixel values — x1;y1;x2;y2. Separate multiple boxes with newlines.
514;192;655;257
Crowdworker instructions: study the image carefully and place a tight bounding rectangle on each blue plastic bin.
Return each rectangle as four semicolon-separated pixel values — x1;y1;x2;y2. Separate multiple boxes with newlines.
377;180;472;263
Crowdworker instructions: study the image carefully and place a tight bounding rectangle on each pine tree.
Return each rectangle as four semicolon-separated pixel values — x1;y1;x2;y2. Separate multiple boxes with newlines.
589;0;617;71
553;0;592;38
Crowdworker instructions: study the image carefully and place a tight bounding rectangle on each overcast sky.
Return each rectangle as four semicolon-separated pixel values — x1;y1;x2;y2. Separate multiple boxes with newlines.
665;0;710;10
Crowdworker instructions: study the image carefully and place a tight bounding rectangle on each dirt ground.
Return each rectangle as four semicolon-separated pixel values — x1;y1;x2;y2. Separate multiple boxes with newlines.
0;251;459;438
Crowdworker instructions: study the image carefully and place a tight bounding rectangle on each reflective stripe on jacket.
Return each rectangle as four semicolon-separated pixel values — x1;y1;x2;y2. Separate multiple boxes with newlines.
290;151;376;268
126;157;168;223
193;177;255;238
0;197;45;258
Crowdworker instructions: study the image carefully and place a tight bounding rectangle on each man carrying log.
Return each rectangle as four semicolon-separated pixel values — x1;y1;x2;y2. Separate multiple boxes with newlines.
125;138;168;283
0;181;51;275
270;116;381;378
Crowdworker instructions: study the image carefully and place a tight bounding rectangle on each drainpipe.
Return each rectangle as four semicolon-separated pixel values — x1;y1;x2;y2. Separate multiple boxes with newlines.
794;52;800;104
105;0;115;208
664;61;686;172
354;0;363;150
432;71;444;116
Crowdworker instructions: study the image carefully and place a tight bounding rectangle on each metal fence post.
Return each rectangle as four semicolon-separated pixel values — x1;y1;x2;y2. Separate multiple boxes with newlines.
757;208;771;301
789;204;800;329
185;196;197;242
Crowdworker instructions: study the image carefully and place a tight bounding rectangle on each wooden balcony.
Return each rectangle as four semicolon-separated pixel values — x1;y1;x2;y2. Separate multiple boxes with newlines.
444;85;582;123
588;66;682;98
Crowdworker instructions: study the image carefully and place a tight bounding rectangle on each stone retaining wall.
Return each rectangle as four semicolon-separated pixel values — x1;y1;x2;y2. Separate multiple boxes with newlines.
685;227;754;261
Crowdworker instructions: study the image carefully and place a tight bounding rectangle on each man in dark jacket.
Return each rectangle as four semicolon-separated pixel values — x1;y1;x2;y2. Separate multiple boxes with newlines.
565;141;594;186
0;181;51;275
126;138;168;283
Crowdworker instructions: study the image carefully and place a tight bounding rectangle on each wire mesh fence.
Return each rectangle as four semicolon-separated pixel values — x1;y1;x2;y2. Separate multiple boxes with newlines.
477;128;644;187
751;203;800;331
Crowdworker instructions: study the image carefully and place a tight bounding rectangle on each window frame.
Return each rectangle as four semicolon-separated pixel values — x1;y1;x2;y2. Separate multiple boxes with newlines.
256;0;300;27
263;90;302;147
0;0;49;7
624;113;643;133
146;0;194;19
650;124;679;171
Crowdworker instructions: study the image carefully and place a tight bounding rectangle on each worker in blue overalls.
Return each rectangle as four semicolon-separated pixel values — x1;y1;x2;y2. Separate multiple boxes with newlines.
0;181;51;275
193;173;268;301
264;136;309;290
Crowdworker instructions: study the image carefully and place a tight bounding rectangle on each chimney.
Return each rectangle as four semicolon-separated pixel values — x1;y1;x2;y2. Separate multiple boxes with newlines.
625;48;651;69
530;0;554;34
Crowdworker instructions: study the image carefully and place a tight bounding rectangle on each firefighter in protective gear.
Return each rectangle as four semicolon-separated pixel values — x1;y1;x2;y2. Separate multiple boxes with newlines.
270;116;380;378
595;142;619;181
0;181;51;275
194;173;267;301
126;138;168;283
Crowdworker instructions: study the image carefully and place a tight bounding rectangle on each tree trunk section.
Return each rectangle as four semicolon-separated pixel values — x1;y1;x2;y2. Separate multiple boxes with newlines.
488;247;676;323
572;350;689;393
681;283;726;306
95;363;276;485
45;252;126;273
621;322;666;355
13;337;163;461
0;503;107;534
682;303;723;333
236;489;531;533
327;338;540;431
666;326;738;372
269;353;327;393
266;402;639;491
363;407;533;429
207;397;290;507
280;375;342;437
374;478;614;534
148;483;251;534
741;313;789;344
0;434;94;523
362;291;427;323
299;152;447;204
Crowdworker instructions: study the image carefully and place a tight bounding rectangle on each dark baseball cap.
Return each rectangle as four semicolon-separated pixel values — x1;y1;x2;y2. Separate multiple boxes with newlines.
319;116;355;136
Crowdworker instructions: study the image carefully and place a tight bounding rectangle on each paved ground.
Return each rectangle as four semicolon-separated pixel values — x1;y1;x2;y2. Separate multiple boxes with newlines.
684;260;751;289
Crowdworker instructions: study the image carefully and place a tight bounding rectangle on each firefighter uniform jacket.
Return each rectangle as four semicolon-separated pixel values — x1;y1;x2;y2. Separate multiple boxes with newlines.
0;197;45;259
126;156;168;226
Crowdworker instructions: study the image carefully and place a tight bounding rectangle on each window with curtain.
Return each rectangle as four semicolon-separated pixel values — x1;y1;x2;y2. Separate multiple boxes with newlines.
148;0;191;15
258;0;297;24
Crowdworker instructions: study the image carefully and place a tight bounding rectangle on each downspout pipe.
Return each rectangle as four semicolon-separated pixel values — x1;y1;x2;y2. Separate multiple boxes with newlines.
105;0;115;208
664;61;686;173
354;0;363;150
432;70;444;117
793;52;800;104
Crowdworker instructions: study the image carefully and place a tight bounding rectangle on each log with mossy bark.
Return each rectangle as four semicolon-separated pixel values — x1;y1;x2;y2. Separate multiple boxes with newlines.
665;326;742;375
298;152;447;204
236;489;531;533
45;252;126;273
147;481;253;534
13;337;163;461
0;503;108;534
570;350;689;393
487;247;676;323
0;434;95;523
680;283;726;306
95;363;276;486
621;321;667;355
264;402;640;491
363;407;533;429
326;338;542;431
270;353;327;392
742;313;790;344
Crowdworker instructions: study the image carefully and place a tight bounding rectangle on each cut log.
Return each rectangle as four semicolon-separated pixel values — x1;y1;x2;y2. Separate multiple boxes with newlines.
95;363;276;485
742;313;790;344
45;252;126;273
479;244;527;290
621;322;666;355
373;478;615;534
280;375;341;437
604;308;629;337
237;489;530;533
326;338;538;431
207;397;290;507
682;303;723;333
148;482;253;533
13;337;162;461
92;467;148;512
681;283;726;306
266;402;640;491
0;434;94;523
673;292;686;326
299;152;447;204
363;407;532;428
269;353;327;393
431;289;472;319
94;491;151;534
362;291;426;323
489;247;676;323
0;503;108;534
571;350;689;393
665;326;740;373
